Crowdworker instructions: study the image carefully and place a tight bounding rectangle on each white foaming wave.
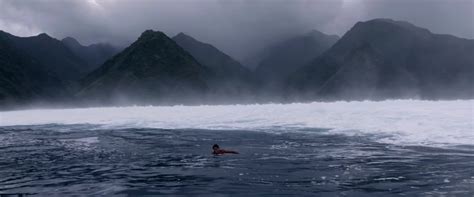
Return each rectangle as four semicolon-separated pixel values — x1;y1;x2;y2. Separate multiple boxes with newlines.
1;100;473;146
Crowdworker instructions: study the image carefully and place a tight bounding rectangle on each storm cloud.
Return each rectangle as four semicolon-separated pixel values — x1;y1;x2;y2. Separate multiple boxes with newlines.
0;0;472;61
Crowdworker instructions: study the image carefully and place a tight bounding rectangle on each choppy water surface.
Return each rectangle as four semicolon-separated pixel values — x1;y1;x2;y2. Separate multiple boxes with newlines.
1;100;473;196
0;125;473;196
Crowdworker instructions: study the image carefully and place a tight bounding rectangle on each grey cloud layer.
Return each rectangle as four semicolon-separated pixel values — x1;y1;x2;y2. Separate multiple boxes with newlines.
1;0;472;60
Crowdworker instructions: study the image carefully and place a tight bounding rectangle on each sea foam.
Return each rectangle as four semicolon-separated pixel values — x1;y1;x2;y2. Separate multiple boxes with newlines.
1;100;473;146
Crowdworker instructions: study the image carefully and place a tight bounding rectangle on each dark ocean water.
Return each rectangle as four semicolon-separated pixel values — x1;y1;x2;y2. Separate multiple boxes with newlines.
0;124;473;196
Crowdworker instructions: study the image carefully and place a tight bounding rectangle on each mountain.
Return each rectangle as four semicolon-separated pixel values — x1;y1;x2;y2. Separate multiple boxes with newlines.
255;30;339;85
172;32;256;96
62;37;120;73
0;31;87;81
77;30;212;105
0;32;67;107
288;19;474;100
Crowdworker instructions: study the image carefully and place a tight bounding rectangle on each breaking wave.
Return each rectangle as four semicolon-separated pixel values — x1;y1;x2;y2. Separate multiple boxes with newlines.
1;100;473;146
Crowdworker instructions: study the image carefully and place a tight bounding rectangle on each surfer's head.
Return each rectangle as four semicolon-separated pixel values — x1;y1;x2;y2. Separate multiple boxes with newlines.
212;144;219;150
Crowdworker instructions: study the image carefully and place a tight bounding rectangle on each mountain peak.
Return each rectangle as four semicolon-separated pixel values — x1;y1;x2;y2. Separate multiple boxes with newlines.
36;33;52;39
288;18;474;100
174;32;190;38
306;29;340;41
355;18;431;35
306;29;327;37
330;18;434;53
173;32;199;43
138;29;167;40
78;29;211;104
366;18;419;27
175;32;187;37
62;36;82;47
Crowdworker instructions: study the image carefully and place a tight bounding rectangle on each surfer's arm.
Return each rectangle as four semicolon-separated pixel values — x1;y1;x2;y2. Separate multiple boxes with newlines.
222;150;239;154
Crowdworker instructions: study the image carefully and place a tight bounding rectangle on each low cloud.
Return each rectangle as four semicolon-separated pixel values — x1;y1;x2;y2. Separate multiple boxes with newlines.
1;0;472;60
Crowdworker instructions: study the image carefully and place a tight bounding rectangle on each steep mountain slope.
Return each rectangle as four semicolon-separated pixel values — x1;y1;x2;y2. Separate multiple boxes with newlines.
0;33;67;106
172;33;256;96
78;30;212;105
0;31;87;81
288;19;474;100
62;37;120;73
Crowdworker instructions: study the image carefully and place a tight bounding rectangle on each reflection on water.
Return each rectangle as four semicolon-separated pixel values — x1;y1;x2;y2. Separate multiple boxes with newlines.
0;125;473;196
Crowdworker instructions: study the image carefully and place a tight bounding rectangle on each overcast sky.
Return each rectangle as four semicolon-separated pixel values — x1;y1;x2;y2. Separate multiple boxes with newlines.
0;0;473;61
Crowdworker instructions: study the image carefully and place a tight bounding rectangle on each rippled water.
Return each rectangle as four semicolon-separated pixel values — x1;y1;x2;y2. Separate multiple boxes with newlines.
1;124;473;196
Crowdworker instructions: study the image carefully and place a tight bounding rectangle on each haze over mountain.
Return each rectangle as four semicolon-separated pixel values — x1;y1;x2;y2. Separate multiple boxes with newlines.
172;33;256;97
255;30;339;87
77;30;212;105
0;18;473;109
288;19;474;100
2;0;472;62
0;31;87;81
0;31;67;106
0;31;121;108
61;37;120;73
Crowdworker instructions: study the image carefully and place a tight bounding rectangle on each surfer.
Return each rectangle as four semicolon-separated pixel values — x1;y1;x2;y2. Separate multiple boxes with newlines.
212;144;239;155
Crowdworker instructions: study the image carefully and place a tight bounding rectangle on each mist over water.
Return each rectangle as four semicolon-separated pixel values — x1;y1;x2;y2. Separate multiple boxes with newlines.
1;0;474;195
2;100;473;147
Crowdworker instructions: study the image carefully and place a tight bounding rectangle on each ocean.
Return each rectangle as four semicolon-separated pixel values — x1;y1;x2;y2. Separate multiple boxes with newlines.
1;100;473;196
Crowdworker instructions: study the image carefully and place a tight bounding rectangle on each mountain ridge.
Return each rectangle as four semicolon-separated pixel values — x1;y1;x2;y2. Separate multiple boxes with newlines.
1;18;472;108
77;30;212;105
0;31;87;81
61;36;120;73
172;32;256;98
287;18;474;100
